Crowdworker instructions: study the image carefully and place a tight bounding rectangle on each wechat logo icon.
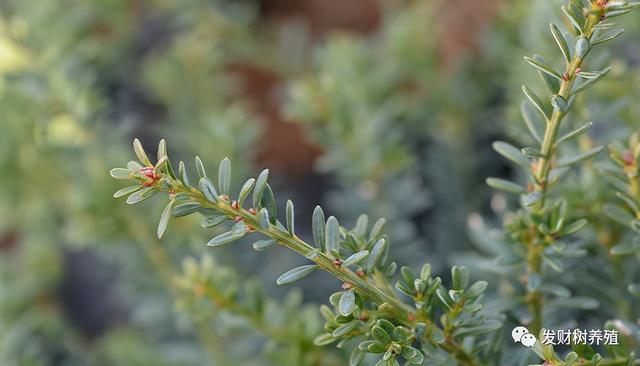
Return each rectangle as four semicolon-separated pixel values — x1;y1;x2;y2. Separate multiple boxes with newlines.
512;326;537;347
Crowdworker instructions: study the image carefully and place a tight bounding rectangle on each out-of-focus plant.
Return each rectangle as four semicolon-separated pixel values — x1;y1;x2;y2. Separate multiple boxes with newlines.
112;141;502;365
484;0;640;365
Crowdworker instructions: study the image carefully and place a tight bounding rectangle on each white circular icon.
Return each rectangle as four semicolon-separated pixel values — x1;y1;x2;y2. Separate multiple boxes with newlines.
511;326;537;347
521;333;537;347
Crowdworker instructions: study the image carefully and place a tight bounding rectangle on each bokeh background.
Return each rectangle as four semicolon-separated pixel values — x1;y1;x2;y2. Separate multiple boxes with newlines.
1;0;640;365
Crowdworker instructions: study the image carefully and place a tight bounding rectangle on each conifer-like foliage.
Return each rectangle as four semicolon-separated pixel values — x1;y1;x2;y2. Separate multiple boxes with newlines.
112;1;640;365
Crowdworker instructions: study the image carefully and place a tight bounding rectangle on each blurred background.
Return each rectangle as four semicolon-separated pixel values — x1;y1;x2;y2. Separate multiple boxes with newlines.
1;0;640;365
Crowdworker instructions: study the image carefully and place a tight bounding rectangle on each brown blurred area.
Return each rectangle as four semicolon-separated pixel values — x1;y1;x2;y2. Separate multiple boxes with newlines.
238;0;502;178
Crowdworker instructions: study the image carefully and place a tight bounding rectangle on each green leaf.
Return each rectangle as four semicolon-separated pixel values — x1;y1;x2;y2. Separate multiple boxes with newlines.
314;334;336;346
253;169;269;209
133;138;152;166
524;191;543;206
286;199;295;235
113;185;141;198
557;122;593;144
253;239;277;251
371;325;390;343
195;156;206;178
201;215;226;228
238;178;255;206
326;216;340;255
550;23;571;62
110;168;132;180
258;208;270;229
312;206;326;251
593;28;624;45
173;202;201;217
369;218;386;240
218;157;231;196
493;141;529;166
486;178;527;194
276;265;318;285
521;101;544;143
157;200;174;238
199;177;219;202
157;139;167;161
562;6;582;33
561;218;588;235
366;239;386;273
465;281;488;299
126;187;157;204
350;348;365;366
260;184;277;223
522;85;551;120
610;242;640;256
524;56;562;80
555;146;604;167
573;67;611;94
178;161;190;187
339;289;356;316
521;147;545;158
343;250;369;267
354;215;368;239
451;266;469;290
207;223;248;247
332;322;358;337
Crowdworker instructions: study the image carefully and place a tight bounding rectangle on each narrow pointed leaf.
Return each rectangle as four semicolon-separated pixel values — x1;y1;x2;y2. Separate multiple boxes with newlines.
276;265;318;285
238;178;255;206
178;161;190;187
157;200;175;238
253;169;269;209
522;147;545;158
201;215;226;228
593;28;624;45
366;239;386;272
604;204;634;226
343;250;369;267
133;138;152;166
110;168;132;180
260;184;277;223
114;185;141;198
126;187;157;204
199;177;219;202
369;218;386;240
573;67;611;94
332;322;358;337
524;56;562;80
218;158;231;196
493;141;529;166
312;206;326;251
557;122;593;144
486;178;527;194
524;191;543;206
253;239;277;251
562;6;582;33
325;216;340;255
173;202;202;217
195;156;206;178
610;242;640;255
286;199;295;235
521;101;544;143
258;208;270;229
556;146;604;167
207;223;247;247
550;23;571;62
522;85;550;120
561;218;588;235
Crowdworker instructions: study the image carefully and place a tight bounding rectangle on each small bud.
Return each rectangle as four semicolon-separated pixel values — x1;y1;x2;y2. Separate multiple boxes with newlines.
234;216;243;222
248;208;256;215
550;94;568;112
358;312;369;321
341;282;354;290
356;268;365;277
333;259;343;267
219;194;230;202
562;72;570;81
246;225;255;233
231;200;239;210
575;67;581;74
575;36;590;58
623;150;634;166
